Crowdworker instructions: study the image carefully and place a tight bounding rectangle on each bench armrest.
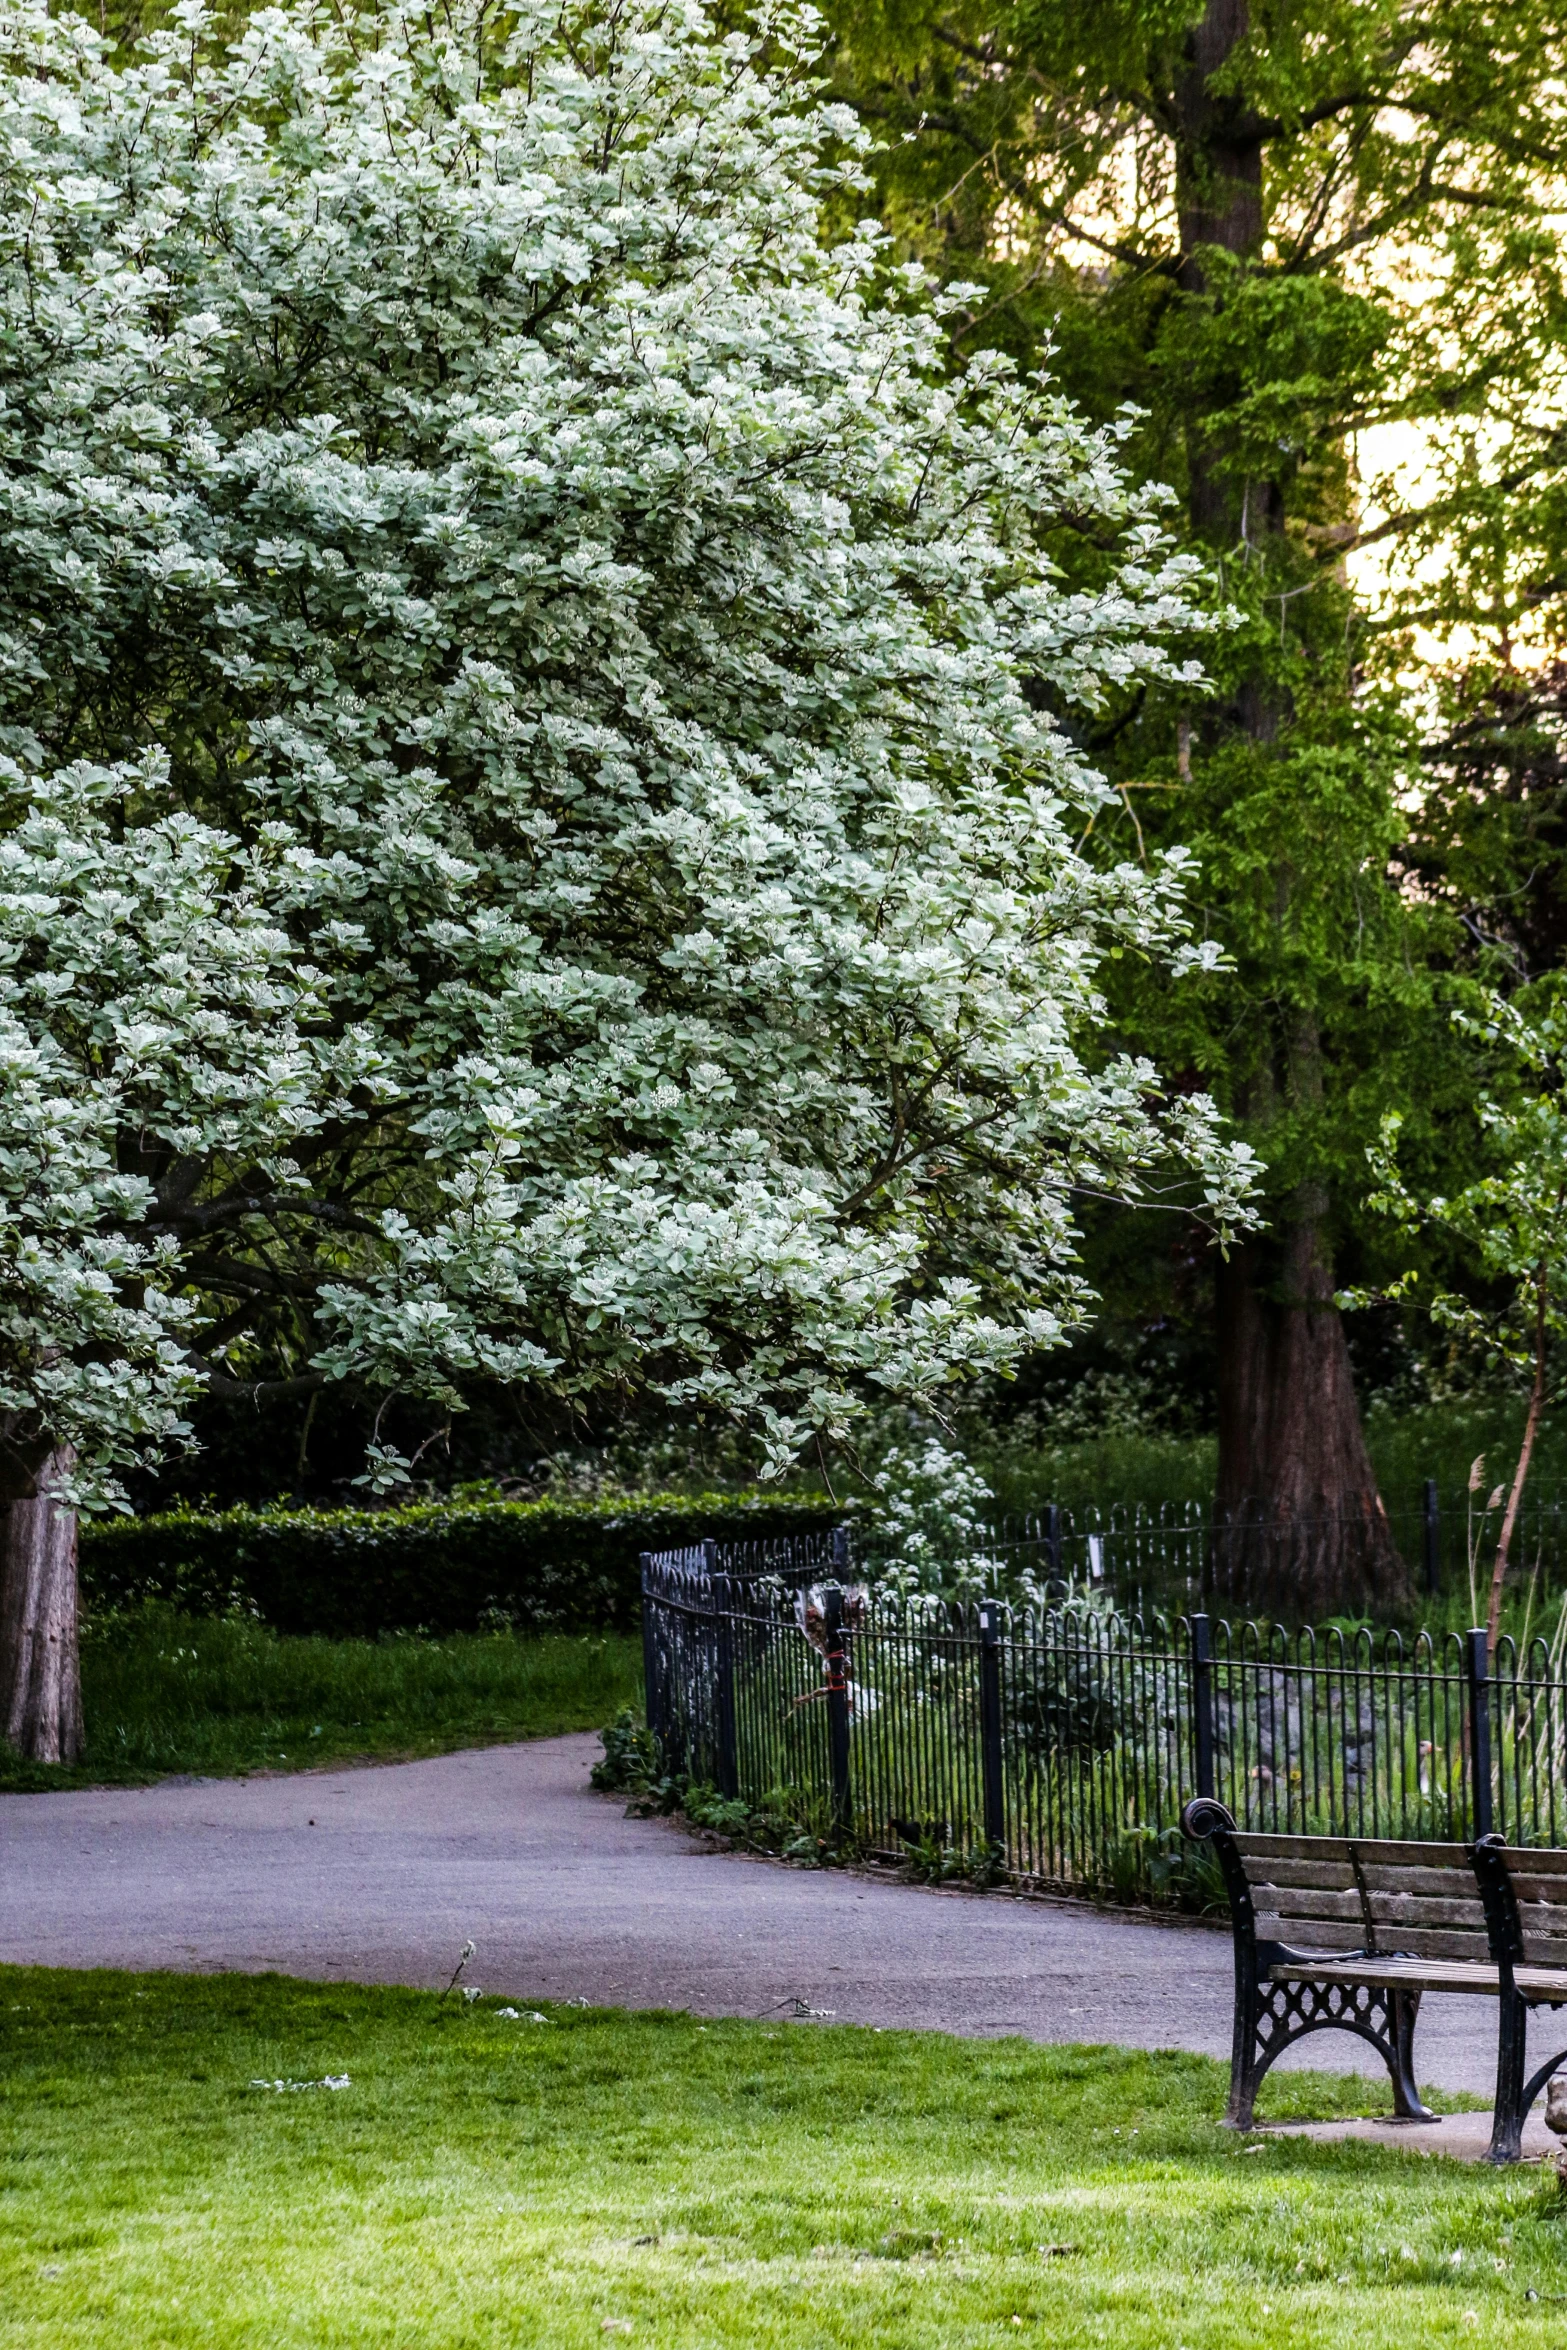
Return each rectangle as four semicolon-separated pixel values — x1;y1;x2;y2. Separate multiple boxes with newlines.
1182;1797;1256;1964
1470;1831;1525;1972
1182;1797;1235;1842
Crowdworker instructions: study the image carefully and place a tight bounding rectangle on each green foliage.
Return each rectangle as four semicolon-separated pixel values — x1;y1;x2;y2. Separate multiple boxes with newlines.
852;1435;1006;1599
590;1706;661;1793
597;1723;840;1862
1406;663;1567;988
1362;989;1567;1384
1007;1629;1127;1759
970;1414;1521;1521
820;0;1567;1440
1101;1823;1228;1914
0;1964;1531;2350
78;1491;844;1636
681;1779;836;1862
973;1427;1221;1516
0;1612;642;1792
897;1826;1007;1888
591;1705;843;1859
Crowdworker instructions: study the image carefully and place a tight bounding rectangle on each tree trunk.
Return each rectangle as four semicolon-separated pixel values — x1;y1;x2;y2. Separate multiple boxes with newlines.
1176;0;1394;1608
1214;1202;1405;1615
1174;0;1267;548
0;1446;83;1763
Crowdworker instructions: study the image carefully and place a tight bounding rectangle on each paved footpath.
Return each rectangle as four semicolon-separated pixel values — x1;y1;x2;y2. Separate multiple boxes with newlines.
0;1732;1504;2100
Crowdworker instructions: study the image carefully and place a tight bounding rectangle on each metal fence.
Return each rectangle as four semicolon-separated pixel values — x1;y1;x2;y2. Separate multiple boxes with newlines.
987;1482;1567;1617
641;1535;1567;1901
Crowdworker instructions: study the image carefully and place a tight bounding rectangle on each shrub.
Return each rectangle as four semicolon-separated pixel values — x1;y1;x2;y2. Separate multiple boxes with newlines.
680;1779;834;1861
79;1493;844;1637
854;1438;1007;1600
591;1708;662;1791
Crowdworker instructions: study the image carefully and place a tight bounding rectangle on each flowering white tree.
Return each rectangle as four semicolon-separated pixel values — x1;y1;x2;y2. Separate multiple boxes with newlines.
0;0;1256;1757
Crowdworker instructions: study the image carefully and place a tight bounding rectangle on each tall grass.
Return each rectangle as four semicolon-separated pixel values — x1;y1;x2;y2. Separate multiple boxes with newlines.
973;1429;1219;1516
0;1606;643;1792
966;1403;1567;1522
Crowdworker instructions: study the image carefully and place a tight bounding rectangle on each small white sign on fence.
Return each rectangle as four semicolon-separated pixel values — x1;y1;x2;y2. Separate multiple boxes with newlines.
1087;1534;1105;1583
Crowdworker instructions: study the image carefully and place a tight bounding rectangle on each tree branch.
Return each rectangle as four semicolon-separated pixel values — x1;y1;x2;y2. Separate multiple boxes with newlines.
151;1192;385;1240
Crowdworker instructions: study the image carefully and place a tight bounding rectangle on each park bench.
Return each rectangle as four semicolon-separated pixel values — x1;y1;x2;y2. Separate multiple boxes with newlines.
1182;1797;1567;2160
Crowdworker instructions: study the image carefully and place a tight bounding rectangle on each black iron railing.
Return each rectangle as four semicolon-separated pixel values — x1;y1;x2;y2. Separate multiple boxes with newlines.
641;1538;1567;1899
981;1483;1567;1616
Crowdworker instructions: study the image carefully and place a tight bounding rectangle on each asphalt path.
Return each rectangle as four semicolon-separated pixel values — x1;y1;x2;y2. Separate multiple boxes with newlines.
0;1731;1517;2100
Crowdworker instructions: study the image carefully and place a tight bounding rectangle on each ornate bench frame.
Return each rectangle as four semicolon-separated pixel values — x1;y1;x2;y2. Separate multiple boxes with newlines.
1184;1798;1490;2137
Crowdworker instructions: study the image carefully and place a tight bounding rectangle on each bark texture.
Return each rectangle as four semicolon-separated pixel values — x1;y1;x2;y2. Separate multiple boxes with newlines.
0;1446;83;1763
1174;0;1396;1610
1214;1212;1406;1615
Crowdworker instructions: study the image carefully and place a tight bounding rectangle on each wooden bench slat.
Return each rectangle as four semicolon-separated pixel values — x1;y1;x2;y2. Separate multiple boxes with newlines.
1365;1896;1489;1928
1518;1967;1567;2004
1249;1885;1487;1930
1252;1914;1366;1951
1374;1931;1494;1961
1253;1915;1492;1961
1240;1858;1491;1899
1269;1958;1500;1995
1234;1833;1474;1868
1507;1875;1567;1906
1249;1886;1364;1920
1503;1849;1567;1876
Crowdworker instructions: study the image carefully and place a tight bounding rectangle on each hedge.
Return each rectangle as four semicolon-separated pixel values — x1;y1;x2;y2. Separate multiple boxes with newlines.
78;1492;846;1637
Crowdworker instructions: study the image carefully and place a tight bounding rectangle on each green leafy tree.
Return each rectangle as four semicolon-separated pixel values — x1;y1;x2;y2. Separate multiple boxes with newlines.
1359;989;1567;1648
823;0;1567;1601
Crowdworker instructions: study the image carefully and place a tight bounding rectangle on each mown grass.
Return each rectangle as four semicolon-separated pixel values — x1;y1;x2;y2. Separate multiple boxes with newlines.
0;1609;641;1793
0;1966;1556;2348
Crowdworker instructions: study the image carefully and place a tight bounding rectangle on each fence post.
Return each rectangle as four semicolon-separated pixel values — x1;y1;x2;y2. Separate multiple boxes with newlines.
698;1539;737;1798
823;1583;852;1836
1044;1503;1062;1590
832;1524;851;1575
1423;1479;1441;1597
712;1579;738;1803
977;1602;1007;1854
1190;1612;1215;1802
1466;1626;1494;1840
639;1551;660;1749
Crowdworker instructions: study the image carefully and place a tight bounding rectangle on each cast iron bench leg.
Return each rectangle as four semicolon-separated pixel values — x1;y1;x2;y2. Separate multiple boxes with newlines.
1389;1989;1435;2122
1487;1998;1567;2165
1226;1963;1263;2129
1229;1975;1436;2130
1487;1987;1528;2164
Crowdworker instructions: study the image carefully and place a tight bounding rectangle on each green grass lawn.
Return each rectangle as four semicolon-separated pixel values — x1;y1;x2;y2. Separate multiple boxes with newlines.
0;1610;642;1792
0;1967;1560;2347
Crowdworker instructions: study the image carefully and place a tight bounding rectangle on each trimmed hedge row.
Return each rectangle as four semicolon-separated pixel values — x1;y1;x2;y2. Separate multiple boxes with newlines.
79;1492;844;1637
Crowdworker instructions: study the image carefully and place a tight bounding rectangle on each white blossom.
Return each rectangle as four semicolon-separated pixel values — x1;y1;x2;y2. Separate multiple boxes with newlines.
0;0;1257;1501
